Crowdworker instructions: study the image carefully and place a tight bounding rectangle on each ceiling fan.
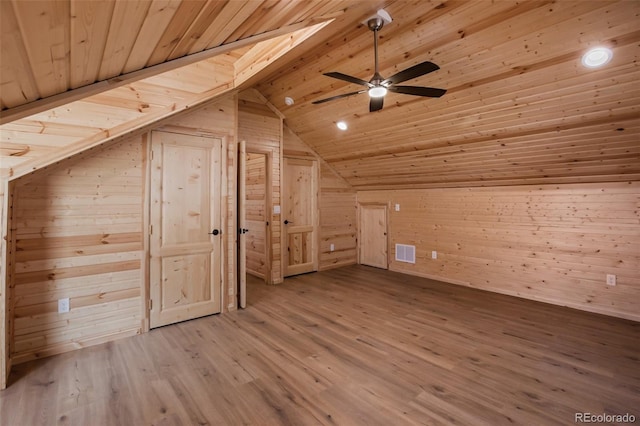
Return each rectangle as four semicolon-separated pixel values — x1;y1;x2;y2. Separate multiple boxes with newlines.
312;14;446;112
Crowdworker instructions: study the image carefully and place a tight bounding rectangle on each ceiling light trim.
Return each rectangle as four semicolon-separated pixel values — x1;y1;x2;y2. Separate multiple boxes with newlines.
582;47;613;68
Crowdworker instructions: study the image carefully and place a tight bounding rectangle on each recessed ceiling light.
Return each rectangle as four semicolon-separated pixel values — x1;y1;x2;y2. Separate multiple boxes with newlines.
582;47;613;68
336;121;348;130
284;96;294;106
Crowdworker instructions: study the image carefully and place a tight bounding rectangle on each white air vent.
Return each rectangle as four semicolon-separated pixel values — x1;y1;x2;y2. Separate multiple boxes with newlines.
395;244;416;264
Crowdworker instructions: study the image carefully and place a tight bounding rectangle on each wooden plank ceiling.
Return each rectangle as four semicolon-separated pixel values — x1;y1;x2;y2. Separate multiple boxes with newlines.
255;0;640;189
1;0;639;188
0;0;380;178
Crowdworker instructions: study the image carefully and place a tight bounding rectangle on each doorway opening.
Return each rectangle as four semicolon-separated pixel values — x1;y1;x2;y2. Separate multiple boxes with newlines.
244;152;270;283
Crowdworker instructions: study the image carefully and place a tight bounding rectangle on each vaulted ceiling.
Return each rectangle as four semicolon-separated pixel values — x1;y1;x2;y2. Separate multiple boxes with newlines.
256;0;640;189
1;0;639;188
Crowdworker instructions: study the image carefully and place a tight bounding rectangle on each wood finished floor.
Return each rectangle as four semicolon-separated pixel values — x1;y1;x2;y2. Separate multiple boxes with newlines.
1;265;639;425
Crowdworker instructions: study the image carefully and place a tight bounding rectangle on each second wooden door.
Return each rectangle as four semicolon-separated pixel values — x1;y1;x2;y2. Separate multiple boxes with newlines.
359;204;388;269
283;157;318;277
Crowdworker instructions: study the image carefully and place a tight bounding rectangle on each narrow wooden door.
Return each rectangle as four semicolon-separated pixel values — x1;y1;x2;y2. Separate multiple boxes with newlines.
359;204;388;269
238;140;247;309
283;157;318;277
150;131;222;328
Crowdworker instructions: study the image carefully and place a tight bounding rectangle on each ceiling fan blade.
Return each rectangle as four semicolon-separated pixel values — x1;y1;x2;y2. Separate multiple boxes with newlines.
369;96;384;112
382;61;440;85
312;90;367;104
324;72;373;87
388;85;447;98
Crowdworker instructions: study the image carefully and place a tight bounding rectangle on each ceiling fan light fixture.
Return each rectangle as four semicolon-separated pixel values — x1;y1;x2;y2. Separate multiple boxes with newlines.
368;86;387;98
582;47;613;68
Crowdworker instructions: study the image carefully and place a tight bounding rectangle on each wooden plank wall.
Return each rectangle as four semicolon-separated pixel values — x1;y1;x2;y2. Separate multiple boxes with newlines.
357;182;640;321
5;94;239;366
238;92;283;284
318;162;357;270
0;184;8;388
245;153;268;278
283;127;357;270
11;137;145;364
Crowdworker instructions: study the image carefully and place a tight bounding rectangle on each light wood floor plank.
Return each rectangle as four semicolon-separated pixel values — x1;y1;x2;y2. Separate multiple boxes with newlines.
1;265;638;425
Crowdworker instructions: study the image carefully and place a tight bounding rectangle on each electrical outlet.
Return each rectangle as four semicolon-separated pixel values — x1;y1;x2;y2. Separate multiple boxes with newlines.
395;203;400;211
330;243;335;252
273;205;281;214
58;298;70;313
431;251;437;259
606;274;616;286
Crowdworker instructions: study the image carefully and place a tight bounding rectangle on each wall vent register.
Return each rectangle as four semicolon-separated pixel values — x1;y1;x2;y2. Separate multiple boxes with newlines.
395;244;416;264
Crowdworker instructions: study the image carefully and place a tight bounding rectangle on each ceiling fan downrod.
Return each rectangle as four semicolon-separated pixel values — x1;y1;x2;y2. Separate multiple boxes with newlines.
367;18;386;96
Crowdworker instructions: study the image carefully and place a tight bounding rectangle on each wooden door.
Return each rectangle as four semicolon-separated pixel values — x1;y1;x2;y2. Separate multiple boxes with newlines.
359;204;388;269
238;140;247;309
150;131;222;328
283;158;318;277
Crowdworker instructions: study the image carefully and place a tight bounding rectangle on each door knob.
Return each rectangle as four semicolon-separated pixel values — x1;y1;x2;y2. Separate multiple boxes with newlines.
209;229;220;235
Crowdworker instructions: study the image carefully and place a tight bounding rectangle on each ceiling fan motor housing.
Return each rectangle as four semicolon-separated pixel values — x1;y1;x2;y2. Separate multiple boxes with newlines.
368;17;385;32
362;9;393;27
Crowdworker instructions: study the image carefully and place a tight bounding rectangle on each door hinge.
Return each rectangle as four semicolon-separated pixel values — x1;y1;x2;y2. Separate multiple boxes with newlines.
150;150;154;160
148;299;152;311
149;224;153;235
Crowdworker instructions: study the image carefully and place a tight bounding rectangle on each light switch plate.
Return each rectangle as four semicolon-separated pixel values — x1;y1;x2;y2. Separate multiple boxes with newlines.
58;298;70;313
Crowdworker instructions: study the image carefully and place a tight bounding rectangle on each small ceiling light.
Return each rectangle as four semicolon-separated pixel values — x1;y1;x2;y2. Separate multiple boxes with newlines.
368;86;387;98
582;47;613;68
336;121;348;130
284;96;294;106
